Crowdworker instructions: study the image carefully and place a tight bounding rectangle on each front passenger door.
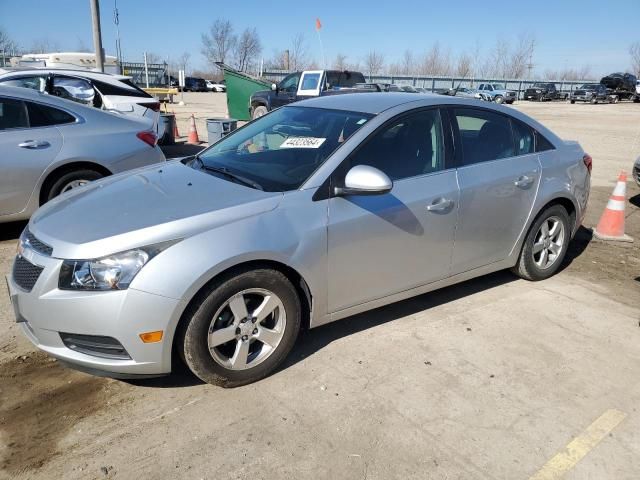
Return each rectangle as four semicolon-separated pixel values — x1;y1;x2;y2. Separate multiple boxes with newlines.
450;107;540;274
327;108;459;313
272;73;300;108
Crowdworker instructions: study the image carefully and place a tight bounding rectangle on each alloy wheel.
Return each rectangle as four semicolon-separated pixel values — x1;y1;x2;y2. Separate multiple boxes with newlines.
207;288;286;370
532;216;565;270
61;179;91;193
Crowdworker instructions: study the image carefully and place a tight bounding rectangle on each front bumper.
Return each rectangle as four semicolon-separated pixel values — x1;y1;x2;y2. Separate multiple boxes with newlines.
6;247;184;377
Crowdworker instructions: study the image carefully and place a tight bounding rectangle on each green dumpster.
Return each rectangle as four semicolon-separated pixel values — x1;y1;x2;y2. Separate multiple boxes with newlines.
217;62;272;121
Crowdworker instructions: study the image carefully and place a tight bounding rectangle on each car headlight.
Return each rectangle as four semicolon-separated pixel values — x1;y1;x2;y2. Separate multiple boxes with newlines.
58;241;178;291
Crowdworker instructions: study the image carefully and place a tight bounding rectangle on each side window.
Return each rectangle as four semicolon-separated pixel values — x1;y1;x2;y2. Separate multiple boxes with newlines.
300;73;321;90
479;84;485;90
0;98;29;130
0;76;47;92
348;109;445;181
511;119;535;156
26;102;76;127
52;76;95;105
535;132;555;152
454;108;515;165
279;74;300;93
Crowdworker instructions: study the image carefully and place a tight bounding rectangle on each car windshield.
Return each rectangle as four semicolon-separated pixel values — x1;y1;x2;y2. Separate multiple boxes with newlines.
196;106;373;192
532;83;547;87
491;84;505;90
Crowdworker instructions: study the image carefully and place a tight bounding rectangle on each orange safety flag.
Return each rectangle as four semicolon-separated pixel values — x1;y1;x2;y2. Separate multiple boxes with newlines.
315;18;322;30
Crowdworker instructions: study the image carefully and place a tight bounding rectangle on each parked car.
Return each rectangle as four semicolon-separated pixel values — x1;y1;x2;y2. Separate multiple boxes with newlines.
524;83;564;101
415;87;428;93
0;68;160;129
401;85;419;93
206;80;226;92
0;86;165;223
182;77;208;92
570;83;611;104
8;93;591;386
633;156;640;187
451;87;487;101
249;69;367;119
477;83;517;104
599;72;639;102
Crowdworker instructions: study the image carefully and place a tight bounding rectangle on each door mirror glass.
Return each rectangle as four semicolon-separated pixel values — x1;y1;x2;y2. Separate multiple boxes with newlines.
336;165;392;196
271;83;277;91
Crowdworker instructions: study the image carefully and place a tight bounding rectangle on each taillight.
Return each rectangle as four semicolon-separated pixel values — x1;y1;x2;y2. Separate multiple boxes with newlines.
583;153;592;174
139;102;160;112
137;131;157;147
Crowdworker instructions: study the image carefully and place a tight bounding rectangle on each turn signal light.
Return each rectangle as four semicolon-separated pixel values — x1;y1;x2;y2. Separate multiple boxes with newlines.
139;331;164;343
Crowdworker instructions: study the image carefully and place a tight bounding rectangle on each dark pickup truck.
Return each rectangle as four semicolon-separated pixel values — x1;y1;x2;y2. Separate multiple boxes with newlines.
524;83;568;101
249;69;366;119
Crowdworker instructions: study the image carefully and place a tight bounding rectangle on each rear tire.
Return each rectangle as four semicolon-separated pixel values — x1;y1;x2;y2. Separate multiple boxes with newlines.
570;99;575;104
512;204;571;281
43;169;103;203
178;268;301;387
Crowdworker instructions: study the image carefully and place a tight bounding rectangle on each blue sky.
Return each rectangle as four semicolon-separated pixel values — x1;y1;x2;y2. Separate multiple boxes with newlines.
1;0;638;76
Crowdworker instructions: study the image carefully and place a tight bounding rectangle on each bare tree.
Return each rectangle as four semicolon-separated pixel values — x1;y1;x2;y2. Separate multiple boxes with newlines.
333;53;348;71
364;50;385;78
420;43;451;76
145;52;162;64
289;33;308;71
201;19;236;67
630;42;640;77
234;27;262;73
178;52;191;74
75;37;90;53
455;52;473;78
401;49;414;75
505;32;535;78
0;28;19;55
30;37;60;54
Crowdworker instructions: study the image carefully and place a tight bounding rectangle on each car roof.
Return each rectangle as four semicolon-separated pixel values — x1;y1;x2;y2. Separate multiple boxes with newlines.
0;68;130;83
294;92;483;114
0;84;99;111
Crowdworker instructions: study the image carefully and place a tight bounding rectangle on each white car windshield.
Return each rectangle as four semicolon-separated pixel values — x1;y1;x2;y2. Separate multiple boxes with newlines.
196;106;372;192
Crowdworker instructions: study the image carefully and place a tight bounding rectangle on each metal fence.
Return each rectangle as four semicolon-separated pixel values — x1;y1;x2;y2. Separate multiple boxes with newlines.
262;70;598;98
120;62;170;87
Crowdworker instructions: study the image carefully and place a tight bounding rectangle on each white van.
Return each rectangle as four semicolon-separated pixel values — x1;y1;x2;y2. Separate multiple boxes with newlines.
11;52;119;74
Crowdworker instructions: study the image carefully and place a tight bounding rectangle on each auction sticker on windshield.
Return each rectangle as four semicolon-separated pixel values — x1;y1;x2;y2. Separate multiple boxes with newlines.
280;137;326;149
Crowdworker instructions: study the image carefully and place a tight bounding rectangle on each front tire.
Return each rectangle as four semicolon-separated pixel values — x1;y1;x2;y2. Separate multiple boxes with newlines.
179;268;301;387
251;105;268;119
494;95;504;104
512;204;571;281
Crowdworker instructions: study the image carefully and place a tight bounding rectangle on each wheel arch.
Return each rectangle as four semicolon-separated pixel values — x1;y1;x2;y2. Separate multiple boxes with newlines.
39;161;112;205
171;259;313;361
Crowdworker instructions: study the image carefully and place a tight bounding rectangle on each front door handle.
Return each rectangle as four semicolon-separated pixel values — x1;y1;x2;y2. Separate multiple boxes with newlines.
18;140;51;149
514;175;534;188
426;198;453;212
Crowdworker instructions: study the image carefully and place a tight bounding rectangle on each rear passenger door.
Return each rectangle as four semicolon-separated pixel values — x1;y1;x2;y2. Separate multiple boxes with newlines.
449;107;540;274
0;98;65;216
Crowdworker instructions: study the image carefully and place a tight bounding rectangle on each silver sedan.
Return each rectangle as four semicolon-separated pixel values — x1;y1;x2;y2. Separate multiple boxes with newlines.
7;93;590;387
0;86;165;223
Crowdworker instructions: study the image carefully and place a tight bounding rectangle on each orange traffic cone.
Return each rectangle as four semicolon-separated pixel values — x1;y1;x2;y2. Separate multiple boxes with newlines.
172;111;180;138
593;171;633;242
187;114;200;144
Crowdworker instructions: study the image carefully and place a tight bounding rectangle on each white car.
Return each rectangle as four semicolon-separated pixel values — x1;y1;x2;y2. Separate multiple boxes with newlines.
206;80;226;92
0;68;160;131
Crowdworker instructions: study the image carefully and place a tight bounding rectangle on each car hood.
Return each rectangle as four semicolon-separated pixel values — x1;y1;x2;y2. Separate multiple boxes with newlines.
30;161;283;259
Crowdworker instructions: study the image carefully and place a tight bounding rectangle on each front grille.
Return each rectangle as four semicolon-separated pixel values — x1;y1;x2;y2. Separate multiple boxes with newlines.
12;256;44;292
60;333;131;360
24;229;53;256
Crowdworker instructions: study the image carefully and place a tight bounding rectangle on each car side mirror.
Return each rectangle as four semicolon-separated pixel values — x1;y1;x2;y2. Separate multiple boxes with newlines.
334;165;393;196
271;83;277;91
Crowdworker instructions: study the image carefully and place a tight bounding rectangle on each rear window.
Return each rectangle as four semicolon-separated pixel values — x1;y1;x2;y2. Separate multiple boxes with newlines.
326;71;366;88
454;108;515;165
27;102;76;127
92;79;152;98
0;97;28;130
535;132;555;152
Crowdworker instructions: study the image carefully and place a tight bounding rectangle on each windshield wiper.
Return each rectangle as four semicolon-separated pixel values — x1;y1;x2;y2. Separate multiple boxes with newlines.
200;164;264;191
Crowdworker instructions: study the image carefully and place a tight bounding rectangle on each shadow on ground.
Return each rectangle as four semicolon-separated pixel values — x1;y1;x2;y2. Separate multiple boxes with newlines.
0;220;27;242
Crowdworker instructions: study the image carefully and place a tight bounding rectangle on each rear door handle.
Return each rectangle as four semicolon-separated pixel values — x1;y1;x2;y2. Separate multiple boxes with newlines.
18;140;51;149
514;175;534;188
426;198;453;212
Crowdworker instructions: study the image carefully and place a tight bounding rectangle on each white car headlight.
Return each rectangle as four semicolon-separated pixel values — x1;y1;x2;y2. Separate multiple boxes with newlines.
58;241;178;291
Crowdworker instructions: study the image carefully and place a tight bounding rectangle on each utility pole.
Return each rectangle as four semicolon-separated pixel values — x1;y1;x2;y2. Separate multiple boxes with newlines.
90;0;105;72
113;0;122;73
